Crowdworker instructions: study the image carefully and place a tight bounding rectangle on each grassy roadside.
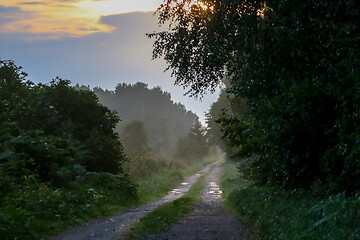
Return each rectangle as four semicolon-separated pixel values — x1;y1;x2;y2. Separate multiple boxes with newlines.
124;169;211;240
220;161;360;240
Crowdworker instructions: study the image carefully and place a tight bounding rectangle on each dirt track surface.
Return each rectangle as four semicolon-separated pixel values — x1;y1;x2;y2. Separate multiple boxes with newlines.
49;162;218;240
144;166;247;240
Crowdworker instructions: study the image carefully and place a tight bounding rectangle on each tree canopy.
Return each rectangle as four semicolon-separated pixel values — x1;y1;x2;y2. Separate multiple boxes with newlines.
151;0;360;193
0;59;133;186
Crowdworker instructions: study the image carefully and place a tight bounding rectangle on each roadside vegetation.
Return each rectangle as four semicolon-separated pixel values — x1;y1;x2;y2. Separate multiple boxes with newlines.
0;60;137;240
220;162;360;240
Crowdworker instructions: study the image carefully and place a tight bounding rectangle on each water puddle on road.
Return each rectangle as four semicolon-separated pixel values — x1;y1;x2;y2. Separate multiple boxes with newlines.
207;182;222;197
169;188;181;194
169;182;189;194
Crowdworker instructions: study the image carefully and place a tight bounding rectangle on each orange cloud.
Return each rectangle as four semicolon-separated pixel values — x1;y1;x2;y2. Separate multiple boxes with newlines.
0;0;163;39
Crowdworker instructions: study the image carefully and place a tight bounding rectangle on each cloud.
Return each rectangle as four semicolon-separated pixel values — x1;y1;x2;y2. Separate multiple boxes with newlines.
54;0;82;2
100;11;156;27
0;5;33;25
0;1;112;37
19;2;47;5
0;0;163;38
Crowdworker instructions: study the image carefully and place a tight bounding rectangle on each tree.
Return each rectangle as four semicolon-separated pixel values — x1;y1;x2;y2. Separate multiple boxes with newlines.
151;0;360;193
206;88;248;153
121;120;150;158
175;119;209;161
0;60;129;183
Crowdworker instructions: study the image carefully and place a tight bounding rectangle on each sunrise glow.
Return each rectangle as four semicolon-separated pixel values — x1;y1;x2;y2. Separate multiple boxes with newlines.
0;0;164;38
185;0;211;11
75;0;164;16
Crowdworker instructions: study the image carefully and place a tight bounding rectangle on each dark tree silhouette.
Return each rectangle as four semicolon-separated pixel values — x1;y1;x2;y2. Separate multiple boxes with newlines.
121;120;150;158
150;0;360;193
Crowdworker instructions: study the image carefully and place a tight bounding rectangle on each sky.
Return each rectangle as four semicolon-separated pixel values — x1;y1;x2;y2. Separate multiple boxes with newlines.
0;0;219;124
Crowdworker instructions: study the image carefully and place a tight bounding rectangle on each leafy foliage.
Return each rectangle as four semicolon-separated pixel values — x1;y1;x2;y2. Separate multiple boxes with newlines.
221;163;360;240
0;60;136;239
151;0;360;193
206;88;248;156
205;89;230;151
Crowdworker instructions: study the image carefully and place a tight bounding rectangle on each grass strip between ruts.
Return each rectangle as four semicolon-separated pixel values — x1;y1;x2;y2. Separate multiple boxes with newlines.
124;171;210;240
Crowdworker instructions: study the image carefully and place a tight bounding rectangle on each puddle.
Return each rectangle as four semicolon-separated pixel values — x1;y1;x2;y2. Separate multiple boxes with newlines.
181;182;189;186
207;182;222;196
169;188;181;194
208;190;222;195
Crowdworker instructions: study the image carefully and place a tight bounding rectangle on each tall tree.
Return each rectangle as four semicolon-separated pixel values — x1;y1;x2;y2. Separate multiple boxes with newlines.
121;120;150;158
206;88;248;156
175;119;209;161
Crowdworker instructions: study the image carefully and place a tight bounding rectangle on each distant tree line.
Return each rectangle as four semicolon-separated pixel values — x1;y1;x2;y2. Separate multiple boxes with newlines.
92;82;205;159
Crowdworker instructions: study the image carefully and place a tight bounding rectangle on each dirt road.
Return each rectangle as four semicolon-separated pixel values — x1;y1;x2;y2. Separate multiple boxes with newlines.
144;165;247;240
49;162;218;240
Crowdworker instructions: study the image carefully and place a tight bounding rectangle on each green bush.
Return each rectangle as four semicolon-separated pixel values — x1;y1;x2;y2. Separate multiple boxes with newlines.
0;173;137;240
